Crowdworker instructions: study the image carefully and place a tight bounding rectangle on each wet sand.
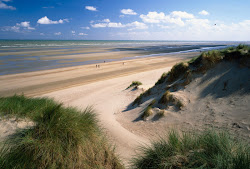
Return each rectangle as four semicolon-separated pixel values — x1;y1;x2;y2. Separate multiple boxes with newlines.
0;52;198;97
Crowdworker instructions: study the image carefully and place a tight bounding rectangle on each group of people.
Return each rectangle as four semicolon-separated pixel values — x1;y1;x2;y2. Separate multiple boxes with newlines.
95;61;126;68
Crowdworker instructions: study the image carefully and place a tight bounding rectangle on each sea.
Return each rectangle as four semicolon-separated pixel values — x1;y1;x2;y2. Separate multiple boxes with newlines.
0;40;248;75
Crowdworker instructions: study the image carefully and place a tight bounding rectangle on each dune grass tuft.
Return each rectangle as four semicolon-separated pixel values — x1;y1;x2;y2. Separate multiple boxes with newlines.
155;72;169;85
167;62;189;82
126;81;143;89
0;95;124;169
159;91;175;105
141;106;152;120
157;110;165;118
131;129;250;169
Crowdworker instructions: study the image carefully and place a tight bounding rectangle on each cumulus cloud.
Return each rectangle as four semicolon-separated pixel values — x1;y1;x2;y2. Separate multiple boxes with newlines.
37;16;69;24
91;23;107;28
85;6;97;11
16;21;35;30
102;19;110;22
54;32;61;35
2;21;35;32
121;9;137;15
91;20;147;30
199;10;209;16
40;33;45;35
0;0;16;10
127;21;148;30
140;11;194;26
170;11;194;19
79;33;88;36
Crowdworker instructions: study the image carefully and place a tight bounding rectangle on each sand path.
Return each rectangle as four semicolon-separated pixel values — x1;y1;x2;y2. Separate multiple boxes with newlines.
42;65;174;165
0;52;198;166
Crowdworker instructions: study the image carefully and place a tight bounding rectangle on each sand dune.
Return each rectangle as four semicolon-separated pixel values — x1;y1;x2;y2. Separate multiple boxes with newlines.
1;50;249;167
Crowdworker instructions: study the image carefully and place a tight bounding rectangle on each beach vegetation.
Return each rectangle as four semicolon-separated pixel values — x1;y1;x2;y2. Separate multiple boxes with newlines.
157;110;165;118
132;88;152;106
167;62;189;82
141;106;152;120
155;72;169;85
159;91;174;105
0;95;124;169
131;129;250;169
126;81;142;89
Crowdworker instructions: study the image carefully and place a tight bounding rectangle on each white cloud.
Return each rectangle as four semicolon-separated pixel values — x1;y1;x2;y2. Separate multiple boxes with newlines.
102;19;110;22
140;11;193;26
71;31;75;34
0;0;16;10
91;23;107;28
121;9;137;15
119;15;125;18
85;6;97;11
108;22;125;28
16;21;35;30
140;12;165;23
199;10;209;16
37;16;69;24
91;20;147;30
54;32;61;35
81;26;90;30
127;21;148;30
40;33;45;35
79;33;88;36
170;11;194;19
2;21;35;32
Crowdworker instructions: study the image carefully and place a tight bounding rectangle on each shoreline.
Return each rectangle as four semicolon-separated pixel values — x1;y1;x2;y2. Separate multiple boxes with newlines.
0;52;199;97
0;43;232;76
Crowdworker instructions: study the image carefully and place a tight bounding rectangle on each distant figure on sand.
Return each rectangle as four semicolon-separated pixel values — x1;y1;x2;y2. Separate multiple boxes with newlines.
123;62;125;65
104;61;105;63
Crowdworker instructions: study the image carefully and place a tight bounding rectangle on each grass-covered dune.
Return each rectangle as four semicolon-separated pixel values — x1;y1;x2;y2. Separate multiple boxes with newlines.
0;95;124;169
132;45;250;118
131;130;250;169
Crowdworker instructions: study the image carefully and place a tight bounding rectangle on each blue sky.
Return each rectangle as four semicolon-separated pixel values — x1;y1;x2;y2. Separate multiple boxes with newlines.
0;0;250;40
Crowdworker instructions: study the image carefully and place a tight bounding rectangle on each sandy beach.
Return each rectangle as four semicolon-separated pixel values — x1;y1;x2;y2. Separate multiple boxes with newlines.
1;47;249;167
0;52;197;97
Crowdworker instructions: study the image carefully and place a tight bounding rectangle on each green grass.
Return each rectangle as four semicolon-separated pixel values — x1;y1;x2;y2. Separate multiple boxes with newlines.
126;81;142;89
155;72;169;85
155;44;250;89
141;106;152;120
159;91;175;105
0;95;124;169
131;129;250;169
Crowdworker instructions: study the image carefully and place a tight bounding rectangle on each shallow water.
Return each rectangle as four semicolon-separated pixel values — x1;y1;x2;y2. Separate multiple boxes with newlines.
0;40;247;75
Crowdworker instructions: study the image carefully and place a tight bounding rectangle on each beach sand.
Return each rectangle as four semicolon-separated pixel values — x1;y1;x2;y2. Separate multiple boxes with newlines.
0;52;197;97
1;51;248;167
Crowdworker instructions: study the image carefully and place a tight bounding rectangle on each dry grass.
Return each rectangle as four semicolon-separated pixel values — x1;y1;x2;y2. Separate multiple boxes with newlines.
131;129;250;169
141;106;153;120
126;81;142;89
0;95;124;169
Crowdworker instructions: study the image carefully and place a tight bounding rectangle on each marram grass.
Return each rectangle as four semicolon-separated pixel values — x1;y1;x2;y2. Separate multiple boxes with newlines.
131;130;250;169
0;95;124;169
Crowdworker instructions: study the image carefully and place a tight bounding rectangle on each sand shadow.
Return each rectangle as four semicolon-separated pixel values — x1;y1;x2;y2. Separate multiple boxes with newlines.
198;62;250;98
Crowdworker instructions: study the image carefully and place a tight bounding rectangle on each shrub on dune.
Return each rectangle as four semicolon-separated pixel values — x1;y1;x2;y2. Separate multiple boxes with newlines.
131;130;250;169
126;81;142;89
0;95;123;169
